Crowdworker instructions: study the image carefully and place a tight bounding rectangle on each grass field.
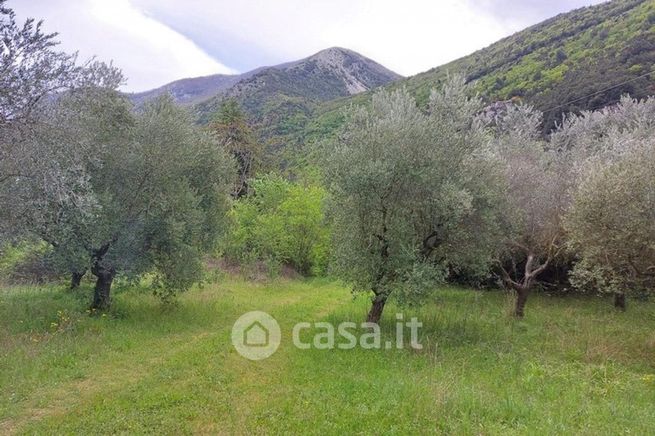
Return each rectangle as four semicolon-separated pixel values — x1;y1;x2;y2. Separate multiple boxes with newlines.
1;278;654;435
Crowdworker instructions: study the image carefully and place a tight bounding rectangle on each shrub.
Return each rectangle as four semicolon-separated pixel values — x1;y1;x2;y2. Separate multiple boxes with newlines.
223;175;329;276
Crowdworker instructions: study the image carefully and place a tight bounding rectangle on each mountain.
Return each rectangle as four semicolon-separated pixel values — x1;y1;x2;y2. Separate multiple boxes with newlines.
129;48;402;143
194;47;402;140
126;68;265;106
131;0;654;149
308;0;655;138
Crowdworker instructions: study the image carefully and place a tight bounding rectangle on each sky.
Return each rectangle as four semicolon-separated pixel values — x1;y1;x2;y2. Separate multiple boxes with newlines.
11;0;607;92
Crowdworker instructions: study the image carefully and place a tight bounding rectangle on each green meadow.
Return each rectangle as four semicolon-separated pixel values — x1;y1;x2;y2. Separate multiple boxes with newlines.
1;279;654;435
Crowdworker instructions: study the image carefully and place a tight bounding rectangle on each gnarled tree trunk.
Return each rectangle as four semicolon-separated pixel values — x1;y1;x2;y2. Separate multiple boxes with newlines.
367;295;387;324
90;242;114;310
365;204;392;324
91;265;114;310
514;286;530;318
613;292;626;311
501;252;550;318
70;270;85;290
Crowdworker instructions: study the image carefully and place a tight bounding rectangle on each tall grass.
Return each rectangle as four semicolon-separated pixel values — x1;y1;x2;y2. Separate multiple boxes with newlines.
1;279;653;434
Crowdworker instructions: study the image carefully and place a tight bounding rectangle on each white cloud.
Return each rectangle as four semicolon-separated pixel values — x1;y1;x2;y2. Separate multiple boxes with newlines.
10;0;235;91
320;0;513;76
133;0;522;76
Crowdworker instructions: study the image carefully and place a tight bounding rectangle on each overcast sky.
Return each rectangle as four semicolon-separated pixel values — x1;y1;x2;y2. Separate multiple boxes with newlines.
11;0;607;92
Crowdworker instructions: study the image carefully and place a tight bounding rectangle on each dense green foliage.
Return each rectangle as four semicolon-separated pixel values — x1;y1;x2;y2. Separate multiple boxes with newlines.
323;78;655;318
18;93;233;307
568;147;655;298
209;99;263;197
490;105;572;316
222;175;329;276
84;96;233;303
563;97;655;303
411;0;655;128
1;2;235;308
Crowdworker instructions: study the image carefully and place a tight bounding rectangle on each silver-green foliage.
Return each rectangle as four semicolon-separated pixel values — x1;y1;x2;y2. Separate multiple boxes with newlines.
1;1;234;304
5;90;234;304
491;106;570;289
93;96;233;297
564;97;655;298
0;0;122;125
0;0;123;242
324;77;504;312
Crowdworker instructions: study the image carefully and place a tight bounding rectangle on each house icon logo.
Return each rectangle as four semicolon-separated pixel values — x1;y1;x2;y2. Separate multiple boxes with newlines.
244;321;269;347
231;311;281;360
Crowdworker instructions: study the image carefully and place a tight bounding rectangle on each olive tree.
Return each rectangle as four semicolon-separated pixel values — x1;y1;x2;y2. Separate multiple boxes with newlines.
490;105;570;317
2;86;131;287
2;2;234;307
0;0;115;125
5;91;233;308
0;0;122;244
325;78;504;323
76;96;233;308
567;143;655;309
563;97;655;309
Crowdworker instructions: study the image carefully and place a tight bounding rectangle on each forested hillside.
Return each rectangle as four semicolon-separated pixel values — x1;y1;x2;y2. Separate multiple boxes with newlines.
308;0;655;139
129;48;401;149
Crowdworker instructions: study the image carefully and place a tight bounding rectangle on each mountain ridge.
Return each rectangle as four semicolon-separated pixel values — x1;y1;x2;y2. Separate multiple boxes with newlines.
126;68;264;106
129;47;402;109
193;47;403;141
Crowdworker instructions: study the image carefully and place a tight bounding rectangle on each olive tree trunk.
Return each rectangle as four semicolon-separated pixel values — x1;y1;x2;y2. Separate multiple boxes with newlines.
367;206;390;324
613;292;626;311
91;265;115;310
501;253;550;318
90;242;115;310
367;295;387;324
514;286;530;318
70;270;85;290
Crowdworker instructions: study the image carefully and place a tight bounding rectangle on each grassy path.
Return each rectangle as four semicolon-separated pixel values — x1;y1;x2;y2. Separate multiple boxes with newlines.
0;279;345;434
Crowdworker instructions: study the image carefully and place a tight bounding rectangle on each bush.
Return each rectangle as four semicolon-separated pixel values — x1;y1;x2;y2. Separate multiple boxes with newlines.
0;241;57;284
222;175;329;276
